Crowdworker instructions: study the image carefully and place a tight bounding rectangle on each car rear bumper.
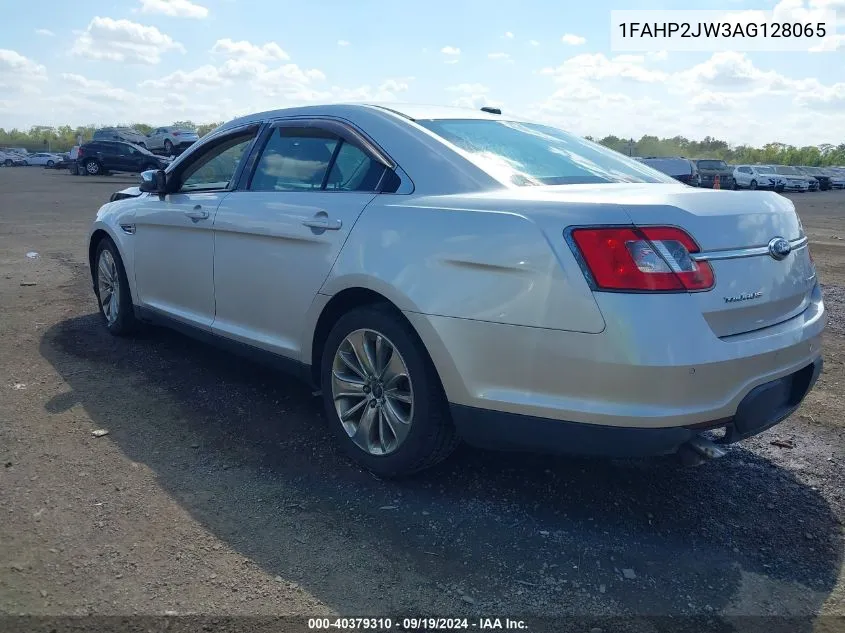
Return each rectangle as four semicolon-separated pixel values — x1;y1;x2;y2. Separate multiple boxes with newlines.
450;358;822;456
406;283;825;456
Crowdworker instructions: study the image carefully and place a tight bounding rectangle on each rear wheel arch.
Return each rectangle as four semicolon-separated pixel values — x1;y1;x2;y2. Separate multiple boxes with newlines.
310;288;433;389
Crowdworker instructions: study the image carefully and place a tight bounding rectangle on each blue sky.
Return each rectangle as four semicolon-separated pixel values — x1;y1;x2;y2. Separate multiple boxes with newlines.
1;0;843;146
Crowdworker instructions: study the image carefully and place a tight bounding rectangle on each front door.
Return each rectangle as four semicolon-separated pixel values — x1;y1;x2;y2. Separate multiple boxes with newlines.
212;121;388;358
132;127;260;329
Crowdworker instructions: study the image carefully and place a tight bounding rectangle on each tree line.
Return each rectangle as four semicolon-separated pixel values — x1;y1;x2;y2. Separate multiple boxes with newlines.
2;122;844;166
590;134;845;166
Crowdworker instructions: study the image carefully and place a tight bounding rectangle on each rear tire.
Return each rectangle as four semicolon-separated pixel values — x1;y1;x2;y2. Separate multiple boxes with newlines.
84;159;101;176
93;237;137;336
320;305;458;477
164;139;173;154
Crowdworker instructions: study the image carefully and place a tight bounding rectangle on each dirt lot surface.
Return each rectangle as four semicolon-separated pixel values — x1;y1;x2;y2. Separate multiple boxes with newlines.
1;168;843;632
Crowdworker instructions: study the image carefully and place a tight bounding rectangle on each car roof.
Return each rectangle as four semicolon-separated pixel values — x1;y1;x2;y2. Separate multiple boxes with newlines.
218;102;525;133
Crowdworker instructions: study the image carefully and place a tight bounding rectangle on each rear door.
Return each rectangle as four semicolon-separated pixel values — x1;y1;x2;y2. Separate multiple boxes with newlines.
211;119;389;358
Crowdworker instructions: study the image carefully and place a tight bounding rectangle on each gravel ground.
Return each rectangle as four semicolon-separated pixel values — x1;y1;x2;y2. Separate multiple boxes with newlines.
0;168;843;633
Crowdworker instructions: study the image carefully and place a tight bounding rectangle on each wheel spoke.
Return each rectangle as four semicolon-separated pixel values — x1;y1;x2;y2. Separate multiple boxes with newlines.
98;257;112;285
382;353;408;390
340;396;368;422
338;349;365;380
374;335;393;379
385;389;412;405
383;400;411;445
352;404;377;448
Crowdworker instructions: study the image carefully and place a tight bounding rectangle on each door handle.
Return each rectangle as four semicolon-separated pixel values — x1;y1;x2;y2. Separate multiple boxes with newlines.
302;216;342;231
184;205;210;222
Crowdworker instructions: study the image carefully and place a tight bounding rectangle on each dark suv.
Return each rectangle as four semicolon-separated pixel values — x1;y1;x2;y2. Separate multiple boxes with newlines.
638;157;701;186
76;141;168;176
693;159;735;189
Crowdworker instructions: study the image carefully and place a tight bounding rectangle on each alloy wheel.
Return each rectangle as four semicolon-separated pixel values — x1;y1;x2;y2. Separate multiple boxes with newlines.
331;328;414;456
97;249;120;325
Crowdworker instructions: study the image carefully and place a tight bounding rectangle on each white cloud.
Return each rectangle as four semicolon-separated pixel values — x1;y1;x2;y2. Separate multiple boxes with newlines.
541;53;667;83
447;83;498;110
139;65;226;91
503;31;514;39
648;50;669;61
337;39;350;47
211;38;290;61
331;78;412;102
561;33;586;46
71;17;184;64
138;0;209;18
0;49;47;92
810;33;845;51
488;52;512;62
35;29;55;37
795;82;845;110
441;46;461;55
689;91;738;111
61;73;135;102
528;40;540;46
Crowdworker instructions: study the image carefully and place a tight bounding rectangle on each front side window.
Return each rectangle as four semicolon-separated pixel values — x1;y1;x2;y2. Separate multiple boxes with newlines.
179;132;255;192
416;119;676;186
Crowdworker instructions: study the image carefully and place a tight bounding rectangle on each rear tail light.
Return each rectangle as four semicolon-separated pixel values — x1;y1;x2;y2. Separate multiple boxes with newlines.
77;148;84;157
173;131;181;136
569;226;715;292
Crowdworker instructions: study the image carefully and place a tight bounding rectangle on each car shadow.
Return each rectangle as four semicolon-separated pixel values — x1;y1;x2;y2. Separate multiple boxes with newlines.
39;314;843;629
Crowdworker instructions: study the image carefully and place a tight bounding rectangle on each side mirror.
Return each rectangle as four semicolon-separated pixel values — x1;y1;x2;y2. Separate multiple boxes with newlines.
139;169;167;194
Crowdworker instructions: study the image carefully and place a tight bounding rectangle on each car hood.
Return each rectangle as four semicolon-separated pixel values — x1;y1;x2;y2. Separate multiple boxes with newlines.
109;186;143;202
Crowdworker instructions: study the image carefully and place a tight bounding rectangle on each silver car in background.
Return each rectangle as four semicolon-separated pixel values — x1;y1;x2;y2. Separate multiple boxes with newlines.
770;165;811;192
144;126;200;155
87;104;825;476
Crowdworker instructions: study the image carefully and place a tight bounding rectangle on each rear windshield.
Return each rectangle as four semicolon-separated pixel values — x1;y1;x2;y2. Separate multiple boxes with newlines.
775;165;800;175
696;160;728;169
416;119;676;186
756;166;774;173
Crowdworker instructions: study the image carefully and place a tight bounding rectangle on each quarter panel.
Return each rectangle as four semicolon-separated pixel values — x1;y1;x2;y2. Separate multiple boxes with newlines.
322;196;618;333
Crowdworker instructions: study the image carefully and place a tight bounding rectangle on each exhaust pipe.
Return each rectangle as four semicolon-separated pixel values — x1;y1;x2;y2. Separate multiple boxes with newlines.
677;435;728;466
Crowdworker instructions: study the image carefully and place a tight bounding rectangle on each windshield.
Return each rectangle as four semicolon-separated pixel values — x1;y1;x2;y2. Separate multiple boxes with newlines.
756;166;774;174
415;119;676;186
775;165;800;175
697;160;728;169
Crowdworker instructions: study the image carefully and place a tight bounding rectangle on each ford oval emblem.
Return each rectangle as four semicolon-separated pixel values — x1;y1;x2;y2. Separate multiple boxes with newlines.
768;237;791;260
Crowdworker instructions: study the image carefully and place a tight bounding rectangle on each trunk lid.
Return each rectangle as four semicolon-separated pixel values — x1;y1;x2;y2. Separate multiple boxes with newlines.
590;184;815;337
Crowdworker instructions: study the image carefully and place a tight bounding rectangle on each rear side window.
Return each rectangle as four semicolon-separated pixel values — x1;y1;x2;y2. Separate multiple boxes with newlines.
417;119;675;186
250;128;338;192
325;141;385;191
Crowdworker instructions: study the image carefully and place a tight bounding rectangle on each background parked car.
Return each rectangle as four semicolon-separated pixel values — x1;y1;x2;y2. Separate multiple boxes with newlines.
143;126;199;155
1;151;28;167
828;168;845;189
26;152;64;167
637;156;700;186
76;140;169;176
732;165;785;191
693;159;735;189
772;165;812;192
93;127;149;146
796;166;831;191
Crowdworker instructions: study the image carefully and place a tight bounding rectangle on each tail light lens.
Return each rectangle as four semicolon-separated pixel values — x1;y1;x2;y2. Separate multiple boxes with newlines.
569;226;715;292
172;131;181;136
77;148;83;157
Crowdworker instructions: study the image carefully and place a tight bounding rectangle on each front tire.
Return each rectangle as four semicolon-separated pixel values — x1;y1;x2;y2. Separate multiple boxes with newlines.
46;160;54;168
164;139;173;154
93;238;137;336
320;305;458;477
749;179;758;190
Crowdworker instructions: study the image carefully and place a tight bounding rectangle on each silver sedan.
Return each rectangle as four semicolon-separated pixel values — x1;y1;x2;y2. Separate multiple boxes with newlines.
87;104;825;476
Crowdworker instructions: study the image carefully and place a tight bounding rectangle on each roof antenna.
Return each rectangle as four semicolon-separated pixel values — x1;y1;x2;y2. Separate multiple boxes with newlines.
480;107;501;115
